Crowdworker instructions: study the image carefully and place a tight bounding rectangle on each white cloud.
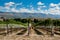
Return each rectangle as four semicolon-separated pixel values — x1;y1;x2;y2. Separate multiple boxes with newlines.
14;3;23;8
50;3;57;7
48;3;60;15
4;2;15;11
19;8;32;13
43;6;46;7
37;2;44;5
0;2;46;13
48;8;60;15
19;7;45;13
0;2;60;15
3;2;23;12
5;2;15;7
5;6;10;10
37;7;41;10
18;6;39;13
11;8;19;12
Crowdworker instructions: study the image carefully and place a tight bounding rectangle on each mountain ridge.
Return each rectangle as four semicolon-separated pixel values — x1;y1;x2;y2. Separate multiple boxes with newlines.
0;12;60;19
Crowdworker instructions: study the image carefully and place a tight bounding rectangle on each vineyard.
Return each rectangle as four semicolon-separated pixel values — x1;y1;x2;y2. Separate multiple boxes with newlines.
0;24;60;40
0;18;60;40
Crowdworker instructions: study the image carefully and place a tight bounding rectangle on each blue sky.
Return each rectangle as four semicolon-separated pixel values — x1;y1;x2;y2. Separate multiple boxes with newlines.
0;0;60;6
0;0;60;15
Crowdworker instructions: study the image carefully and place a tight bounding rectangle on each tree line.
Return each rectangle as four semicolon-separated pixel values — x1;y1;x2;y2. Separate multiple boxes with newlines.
0;18;60;26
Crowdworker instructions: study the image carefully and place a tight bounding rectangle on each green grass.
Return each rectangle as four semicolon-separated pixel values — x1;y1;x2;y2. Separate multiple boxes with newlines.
0;20;28;28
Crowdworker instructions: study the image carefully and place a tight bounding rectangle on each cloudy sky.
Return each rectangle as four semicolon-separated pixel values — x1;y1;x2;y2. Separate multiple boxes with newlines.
0;0;60;15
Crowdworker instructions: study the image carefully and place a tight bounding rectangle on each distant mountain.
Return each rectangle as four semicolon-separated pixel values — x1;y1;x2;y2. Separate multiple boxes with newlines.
0;12;60;19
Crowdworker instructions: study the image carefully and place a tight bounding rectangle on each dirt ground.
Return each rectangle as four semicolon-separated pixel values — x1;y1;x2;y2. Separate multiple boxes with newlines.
0;28;60;40
0;35;60;40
